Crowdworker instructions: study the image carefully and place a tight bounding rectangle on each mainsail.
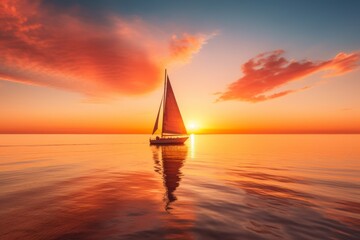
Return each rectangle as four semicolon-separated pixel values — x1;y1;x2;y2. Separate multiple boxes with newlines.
162;76;187;135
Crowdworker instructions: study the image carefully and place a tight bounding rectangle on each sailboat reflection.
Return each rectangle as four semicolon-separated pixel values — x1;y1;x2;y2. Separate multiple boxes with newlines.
152;145;188;210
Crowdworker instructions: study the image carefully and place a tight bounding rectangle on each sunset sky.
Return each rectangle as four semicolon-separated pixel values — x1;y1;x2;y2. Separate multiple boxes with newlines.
1;0;359;133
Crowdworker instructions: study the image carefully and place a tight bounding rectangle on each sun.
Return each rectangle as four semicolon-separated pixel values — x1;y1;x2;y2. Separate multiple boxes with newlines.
187;121;199;133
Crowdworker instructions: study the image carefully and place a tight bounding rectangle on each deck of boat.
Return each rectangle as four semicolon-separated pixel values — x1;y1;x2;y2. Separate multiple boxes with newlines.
149;136;188;145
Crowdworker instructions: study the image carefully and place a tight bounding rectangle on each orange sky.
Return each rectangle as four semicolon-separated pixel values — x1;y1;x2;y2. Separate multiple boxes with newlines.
0;0;359;134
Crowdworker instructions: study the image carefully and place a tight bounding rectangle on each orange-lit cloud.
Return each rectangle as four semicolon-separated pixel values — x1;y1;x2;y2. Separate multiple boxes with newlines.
217;50;359;102
0;0;210;98
169;33;210;63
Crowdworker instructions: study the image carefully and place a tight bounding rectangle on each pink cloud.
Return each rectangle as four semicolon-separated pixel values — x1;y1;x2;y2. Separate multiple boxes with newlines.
0;0;210;98
217;50;359;102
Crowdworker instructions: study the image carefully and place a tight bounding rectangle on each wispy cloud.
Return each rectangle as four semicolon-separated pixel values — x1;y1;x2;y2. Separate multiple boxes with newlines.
168;33;213;63
216;50;359;102
0;0;211;98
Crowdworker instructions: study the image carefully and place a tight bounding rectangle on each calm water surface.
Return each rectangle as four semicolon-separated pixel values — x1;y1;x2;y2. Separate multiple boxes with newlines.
0;134;359;240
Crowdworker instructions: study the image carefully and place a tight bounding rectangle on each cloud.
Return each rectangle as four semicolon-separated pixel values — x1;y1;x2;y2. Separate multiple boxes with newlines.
0;0;210;98
168;33;210;63
217;50;359;102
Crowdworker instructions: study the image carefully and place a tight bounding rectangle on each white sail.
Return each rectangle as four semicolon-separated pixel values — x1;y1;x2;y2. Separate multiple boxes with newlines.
162;76;187;135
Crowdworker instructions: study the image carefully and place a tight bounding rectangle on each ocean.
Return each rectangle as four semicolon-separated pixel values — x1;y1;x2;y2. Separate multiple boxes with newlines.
0;134;359;239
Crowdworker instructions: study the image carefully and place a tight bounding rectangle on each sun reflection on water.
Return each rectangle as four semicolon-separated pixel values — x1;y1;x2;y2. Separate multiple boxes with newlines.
189;134;195;159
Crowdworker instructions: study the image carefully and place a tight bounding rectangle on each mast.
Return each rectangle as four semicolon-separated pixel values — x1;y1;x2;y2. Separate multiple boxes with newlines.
161;69;167;137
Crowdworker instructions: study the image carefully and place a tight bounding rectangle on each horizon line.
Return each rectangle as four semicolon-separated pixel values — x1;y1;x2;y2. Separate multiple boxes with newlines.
1;132;359;135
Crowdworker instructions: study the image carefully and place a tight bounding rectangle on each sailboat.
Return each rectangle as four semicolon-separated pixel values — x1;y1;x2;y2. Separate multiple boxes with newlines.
150;70;188;145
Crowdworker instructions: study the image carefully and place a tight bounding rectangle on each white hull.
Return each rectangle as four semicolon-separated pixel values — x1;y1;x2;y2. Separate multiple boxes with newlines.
149;136;188;145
